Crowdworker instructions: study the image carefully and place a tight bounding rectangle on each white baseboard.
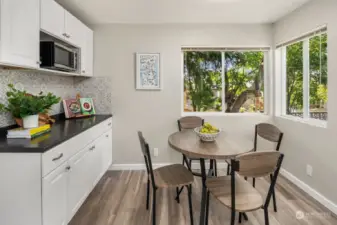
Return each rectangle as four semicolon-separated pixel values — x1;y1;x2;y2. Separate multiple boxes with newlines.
280;168;337;216
109;162;228;171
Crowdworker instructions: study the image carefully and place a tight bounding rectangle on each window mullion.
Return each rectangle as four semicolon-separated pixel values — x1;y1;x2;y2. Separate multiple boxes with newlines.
281;47;287;116
303;39;310;119
221;52;226;113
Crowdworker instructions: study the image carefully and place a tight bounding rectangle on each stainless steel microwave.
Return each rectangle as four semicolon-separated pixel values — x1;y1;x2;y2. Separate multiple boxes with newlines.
40;41;78;72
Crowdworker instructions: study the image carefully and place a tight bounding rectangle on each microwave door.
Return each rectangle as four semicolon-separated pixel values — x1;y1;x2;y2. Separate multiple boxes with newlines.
54;43;77;71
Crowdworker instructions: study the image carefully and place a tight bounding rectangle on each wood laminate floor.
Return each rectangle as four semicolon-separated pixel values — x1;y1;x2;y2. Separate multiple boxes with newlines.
69;170;337;225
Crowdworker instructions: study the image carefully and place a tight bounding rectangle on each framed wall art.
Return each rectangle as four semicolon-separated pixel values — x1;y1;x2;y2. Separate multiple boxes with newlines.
136;53;162;90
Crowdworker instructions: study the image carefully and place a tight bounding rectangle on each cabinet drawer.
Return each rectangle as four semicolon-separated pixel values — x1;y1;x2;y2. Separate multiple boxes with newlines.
102;117;113;131
42;117;113;177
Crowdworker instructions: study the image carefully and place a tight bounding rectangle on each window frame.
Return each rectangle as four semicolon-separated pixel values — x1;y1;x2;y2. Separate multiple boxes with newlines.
278;30;328;127
181;48;271;116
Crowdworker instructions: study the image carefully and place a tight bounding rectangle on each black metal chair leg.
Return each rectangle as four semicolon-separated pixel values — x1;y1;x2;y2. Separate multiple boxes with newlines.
270;174;277;212
209;160;214;176
239;212;242;223
182;155;185;166
176;187;180;203
205;191;210;225
199;158;207;225
152;188;157;225
146;179;150;210
253;178;256;188
231;211;236;225
175;186;184;202
187;184;194;225
264;208;269;225
227;164;231;175
214;160;218;176
243;212;248;221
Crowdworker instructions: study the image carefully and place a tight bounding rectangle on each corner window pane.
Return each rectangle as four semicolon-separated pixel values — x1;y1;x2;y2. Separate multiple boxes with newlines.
286;42;303;117
309;33;328;120
224;52;265;113
183;52;222;112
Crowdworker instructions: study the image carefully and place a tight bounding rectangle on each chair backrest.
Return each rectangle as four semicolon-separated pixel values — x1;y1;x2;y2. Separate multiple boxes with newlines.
137;131;156;188
178;116;204;131
233;151;282;178
254;123;283;151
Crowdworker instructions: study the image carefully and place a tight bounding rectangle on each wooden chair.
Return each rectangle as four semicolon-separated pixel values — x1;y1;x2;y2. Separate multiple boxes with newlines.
175;116;218;202
138;131;194;225
226;123;283;212
206;151;284;225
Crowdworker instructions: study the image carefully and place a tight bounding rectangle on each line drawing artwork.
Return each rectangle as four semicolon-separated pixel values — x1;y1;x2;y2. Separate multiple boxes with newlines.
136;53;161;90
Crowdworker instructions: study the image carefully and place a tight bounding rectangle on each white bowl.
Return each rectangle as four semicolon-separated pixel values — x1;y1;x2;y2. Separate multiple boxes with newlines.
194;127;221;142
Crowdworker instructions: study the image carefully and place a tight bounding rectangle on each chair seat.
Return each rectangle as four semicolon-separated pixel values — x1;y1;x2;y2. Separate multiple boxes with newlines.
153;164;194;188
206;174;263;212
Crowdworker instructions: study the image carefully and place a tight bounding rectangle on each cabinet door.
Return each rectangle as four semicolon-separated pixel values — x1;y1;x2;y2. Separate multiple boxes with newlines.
83;139;104;188
101;130;113;173
0;0;40;68
42;162;69;225
67;147;92;221
41;0;66;40
81;26;94;76
64;11;83;47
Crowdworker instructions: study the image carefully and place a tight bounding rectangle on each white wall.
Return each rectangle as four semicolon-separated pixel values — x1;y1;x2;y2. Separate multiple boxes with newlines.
273;0;337;205
94;24;273;164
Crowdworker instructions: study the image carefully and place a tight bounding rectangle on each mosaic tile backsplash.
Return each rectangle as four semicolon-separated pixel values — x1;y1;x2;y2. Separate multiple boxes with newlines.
0;69;112;127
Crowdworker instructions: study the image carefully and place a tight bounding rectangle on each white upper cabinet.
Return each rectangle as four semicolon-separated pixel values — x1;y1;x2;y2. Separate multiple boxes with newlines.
40;0;94;76
81;26;94;76
64;11;84;47
41;0;65;40
0;0;40;68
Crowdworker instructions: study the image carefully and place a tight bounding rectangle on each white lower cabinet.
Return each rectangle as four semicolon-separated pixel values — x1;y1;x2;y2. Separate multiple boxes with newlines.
67;147;93;221
101;130;113;173
43;162;68;225
42;125;112;225
88;141;103;188
0;117;113;225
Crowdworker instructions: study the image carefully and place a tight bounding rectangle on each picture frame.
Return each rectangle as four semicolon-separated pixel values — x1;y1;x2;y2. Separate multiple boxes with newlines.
136;53;162;90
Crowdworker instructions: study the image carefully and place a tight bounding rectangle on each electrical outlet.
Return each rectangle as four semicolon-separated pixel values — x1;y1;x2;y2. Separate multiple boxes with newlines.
306;164;313;177
154;148;159;157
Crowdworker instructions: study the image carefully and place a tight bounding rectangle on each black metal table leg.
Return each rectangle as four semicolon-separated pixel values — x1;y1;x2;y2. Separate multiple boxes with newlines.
199;158;207;225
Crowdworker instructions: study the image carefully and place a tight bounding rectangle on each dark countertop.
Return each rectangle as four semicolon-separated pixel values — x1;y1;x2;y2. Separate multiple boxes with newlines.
0;114;112;153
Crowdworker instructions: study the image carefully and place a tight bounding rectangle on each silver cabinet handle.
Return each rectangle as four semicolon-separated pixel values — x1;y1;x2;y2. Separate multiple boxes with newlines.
52;153;63;161
108;123;112;126
66;34;71;38
82;70;86;73
65;166;71;171
106;134;109;138
89;145;96;151
62;33;67;37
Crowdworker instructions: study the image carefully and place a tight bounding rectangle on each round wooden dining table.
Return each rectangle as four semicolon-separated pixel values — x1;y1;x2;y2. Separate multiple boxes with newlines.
168;130;253;225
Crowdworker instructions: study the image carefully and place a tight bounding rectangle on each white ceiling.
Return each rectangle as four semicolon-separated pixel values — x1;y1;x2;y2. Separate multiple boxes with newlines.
57;0;311;25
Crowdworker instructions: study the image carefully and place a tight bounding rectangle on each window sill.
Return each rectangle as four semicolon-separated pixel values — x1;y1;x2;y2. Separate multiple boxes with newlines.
182;112;268;117
276;115;327;128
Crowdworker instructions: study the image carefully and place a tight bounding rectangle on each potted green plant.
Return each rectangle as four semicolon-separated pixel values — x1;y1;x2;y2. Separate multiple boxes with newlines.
0;84;61;128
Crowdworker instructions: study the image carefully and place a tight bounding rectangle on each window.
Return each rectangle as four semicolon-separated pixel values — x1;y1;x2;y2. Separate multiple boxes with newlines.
183;49;267;114
285;42;303;117
280;29;328;121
